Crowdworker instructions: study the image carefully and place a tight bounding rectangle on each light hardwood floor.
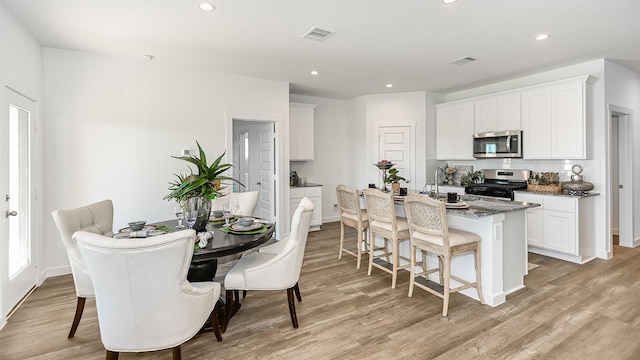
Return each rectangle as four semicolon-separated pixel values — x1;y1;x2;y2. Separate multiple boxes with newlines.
1;222;639;359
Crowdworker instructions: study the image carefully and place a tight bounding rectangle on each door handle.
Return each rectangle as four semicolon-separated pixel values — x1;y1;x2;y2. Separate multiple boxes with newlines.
256;182;261;185
619;185;623;189
6;210;17;218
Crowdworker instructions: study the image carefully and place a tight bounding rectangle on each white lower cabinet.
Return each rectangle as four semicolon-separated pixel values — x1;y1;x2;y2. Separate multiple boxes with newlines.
514;192;595;264
290;186;322;231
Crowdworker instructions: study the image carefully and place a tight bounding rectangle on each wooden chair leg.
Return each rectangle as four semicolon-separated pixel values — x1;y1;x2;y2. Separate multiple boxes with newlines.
68;296;86;338
210;305;223;342
172;346;181;360
286;287;299;328
408;243;416;297
242;290;247;298
338;221;345;260
293;282;302;302
475;247;485;305
442;257;452;317
106;350;119;360
223;290;234;333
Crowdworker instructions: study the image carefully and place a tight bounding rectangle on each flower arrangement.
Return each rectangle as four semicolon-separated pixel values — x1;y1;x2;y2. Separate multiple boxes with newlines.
445;166;457;184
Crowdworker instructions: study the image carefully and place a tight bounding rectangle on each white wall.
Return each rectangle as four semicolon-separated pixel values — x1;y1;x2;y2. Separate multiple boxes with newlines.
43;48;290;274
0;3;44;328
604;60;640;246
361;91;428;190
289;94;350;222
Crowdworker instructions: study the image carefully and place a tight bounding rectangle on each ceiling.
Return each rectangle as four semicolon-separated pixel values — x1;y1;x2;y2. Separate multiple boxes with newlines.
2;0;640;99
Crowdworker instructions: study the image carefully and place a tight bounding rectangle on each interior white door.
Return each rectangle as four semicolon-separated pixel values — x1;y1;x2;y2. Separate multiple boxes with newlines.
377;126;413;188
257;122;275;221
1;88;37;320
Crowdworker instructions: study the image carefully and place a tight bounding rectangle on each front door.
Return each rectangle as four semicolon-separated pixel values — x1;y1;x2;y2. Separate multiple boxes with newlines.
1;87;37;320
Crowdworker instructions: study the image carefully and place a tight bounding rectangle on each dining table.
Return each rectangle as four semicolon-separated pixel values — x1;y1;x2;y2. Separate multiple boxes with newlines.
151;218;276;281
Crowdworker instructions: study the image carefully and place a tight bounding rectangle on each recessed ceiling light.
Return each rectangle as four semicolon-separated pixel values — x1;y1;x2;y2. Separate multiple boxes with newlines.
386;83;393;88
141;54;154;61
442;0;458;4
310;70;319;76
535;34;550;41
199;3;215;11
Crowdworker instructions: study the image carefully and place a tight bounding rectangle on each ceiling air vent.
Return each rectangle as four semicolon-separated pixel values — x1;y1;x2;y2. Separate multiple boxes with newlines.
449;56;477;65
303;27;335;41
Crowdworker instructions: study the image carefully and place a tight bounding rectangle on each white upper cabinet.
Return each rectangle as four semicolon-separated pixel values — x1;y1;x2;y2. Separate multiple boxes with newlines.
521;87;553;158
289;102;316;161
522;76;592;159
474;93;521;133
436;101;475;160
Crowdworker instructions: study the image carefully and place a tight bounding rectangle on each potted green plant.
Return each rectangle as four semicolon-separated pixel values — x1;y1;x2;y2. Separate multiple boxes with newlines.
384;167;406;193
164;141;241;232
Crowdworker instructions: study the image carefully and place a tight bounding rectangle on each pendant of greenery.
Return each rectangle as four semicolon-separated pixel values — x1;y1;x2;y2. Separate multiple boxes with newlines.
164;141;241;203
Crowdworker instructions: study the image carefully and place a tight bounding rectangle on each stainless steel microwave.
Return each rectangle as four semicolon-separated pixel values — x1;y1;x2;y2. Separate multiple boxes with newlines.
473;130;522;158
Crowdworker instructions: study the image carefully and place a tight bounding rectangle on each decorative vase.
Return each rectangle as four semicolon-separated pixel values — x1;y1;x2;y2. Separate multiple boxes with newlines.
391;183;401;193
185;197;212;233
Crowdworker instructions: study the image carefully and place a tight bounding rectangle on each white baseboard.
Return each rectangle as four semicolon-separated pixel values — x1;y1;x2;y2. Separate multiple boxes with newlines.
322;216;340;223
41;265;71;281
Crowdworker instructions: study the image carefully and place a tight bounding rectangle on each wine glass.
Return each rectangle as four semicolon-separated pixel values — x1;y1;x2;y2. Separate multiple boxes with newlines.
185;210;198;229
222;203;232;226
174;205;185;229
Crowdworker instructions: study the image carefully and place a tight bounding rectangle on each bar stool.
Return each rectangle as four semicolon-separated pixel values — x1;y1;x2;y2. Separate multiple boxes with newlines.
336;185;370;269
363;188;411;289
403;193;484;316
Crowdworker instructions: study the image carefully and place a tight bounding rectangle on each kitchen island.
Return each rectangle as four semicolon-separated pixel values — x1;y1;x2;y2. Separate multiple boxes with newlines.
388;194;539;307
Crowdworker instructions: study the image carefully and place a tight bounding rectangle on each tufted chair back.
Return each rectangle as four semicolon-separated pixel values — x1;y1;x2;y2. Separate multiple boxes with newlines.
52;199;114;297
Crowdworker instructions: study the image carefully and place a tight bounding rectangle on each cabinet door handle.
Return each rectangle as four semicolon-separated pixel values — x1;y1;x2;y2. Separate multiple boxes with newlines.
6;210;17;218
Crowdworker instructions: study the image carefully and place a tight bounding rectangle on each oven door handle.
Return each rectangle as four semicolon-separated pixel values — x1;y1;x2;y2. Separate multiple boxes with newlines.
506;135;512;154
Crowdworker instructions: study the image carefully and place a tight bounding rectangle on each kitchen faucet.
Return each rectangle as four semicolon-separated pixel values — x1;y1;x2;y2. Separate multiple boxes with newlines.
432;167;444;199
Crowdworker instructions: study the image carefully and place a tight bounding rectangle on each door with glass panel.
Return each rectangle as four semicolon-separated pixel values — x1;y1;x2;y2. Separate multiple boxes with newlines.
1;87;37;319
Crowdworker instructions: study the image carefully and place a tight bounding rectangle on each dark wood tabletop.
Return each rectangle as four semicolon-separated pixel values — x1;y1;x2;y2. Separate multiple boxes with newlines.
153;219;276;263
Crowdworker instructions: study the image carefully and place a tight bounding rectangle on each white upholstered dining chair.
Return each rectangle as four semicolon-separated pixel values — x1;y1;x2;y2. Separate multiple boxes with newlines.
363;188;411;289
336;184;370;269
212;191;259;216
74;229;222;360
223;197;314;329
51;199;114;338
403;193;484;316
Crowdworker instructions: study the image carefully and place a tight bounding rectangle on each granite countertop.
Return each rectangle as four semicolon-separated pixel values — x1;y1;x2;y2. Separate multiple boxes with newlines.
515;189;600;198
394;194;539;218
291;183;322;188
448;196;539;217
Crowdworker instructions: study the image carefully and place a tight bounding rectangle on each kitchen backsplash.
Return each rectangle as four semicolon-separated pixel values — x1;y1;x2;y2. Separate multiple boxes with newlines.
444;158;601;186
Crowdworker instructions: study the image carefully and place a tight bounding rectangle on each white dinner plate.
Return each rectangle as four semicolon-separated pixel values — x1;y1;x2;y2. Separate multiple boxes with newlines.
229;222;262;232
445;201;470;209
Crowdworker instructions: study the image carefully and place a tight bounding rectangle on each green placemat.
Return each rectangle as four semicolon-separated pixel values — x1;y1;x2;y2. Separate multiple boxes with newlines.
156;225;173;233
221;224;271;235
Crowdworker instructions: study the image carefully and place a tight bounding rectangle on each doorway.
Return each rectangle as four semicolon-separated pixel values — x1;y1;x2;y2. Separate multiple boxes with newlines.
232;120;276;221
377;125;415;188
1;87;38;322
608;105;635;249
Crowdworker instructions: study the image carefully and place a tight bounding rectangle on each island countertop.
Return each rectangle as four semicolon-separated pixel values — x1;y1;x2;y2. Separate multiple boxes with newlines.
393;194;539;218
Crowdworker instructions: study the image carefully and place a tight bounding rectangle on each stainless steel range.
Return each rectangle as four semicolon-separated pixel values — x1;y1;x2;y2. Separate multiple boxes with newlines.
465;169;530;201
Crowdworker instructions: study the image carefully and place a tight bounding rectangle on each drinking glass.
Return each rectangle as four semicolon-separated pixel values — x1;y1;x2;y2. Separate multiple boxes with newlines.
222;203;232;226
185;210;198;229
174;205;185;229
